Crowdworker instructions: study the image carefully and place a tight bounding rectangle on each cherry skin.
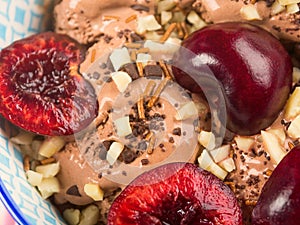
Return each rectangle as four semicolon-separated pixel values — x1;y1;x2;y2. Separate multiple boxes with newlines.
252;145;300;225
172;22;292;135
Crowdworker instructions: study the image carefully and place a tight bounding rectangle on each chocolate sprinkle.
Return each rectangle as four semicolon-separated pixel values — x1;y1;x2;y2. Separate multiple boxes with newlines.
172;127;181;136
66;185;81;197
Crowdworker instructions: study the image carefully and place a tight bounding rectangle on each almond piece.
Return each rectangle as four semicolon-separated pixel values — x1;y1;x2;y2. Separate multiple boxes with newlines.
293;67;300;83
10;131;35;145
39;136;65;158
79;205;100;225
161;11;173;25
83;183;104;201
267;127;286;145
187;11;207;30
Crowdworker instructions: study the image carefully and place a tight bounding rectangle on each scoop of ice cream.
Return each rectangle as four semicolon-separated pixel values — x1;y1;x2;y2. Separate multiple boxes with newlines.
193;0;300;42
54;0;156;44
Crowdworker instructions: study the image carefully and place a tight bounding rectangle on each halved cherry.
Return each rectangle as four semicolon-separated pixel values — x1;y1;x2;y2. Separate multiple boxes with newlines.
0;32;98;136
108;162;242;225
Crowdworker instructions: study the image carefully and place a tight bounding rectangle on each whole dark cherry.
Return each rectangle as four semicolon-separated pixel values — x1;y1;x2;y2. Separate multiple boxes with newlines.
172;22;292;135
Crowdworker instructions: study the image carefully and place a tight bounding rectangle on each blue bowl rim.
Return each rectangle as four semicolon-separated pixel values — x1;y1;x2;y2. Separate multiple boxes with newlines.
0;178;29;225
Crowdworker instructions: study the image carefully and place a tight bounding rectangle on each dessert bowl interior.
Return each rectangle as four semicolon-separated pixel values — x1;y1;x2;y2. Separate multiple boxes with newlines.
0;1;65;224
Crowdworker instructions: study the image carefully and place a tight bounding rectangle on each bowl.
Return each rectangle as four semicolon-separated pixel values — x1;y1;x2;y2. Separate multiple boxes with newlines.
0;0;66;224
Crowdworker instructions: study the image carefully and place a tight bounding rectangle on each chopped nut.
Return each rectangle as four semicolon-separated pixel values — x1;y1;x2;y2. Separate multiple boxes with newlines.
198;130;216;150
240;4;262;20
234;136;255;151
285;87;300;120
26;170;43;186
106;142;124;165
157;0;176;13
84;183;104;201
161;11;173;25
198;150;228;180
271;0;286;15
245;199;257;206
39;136;66;158
209;145;231;163
114;116;132;137
63;208;81;225
110;47;131;71
137;15;162;34
175;101;198;121
278;0;300;6
37;177;60;199
286;3;299;13
218;157;236;173
35;162;60;178
111;71;132;93
261;130;286;164
287;114;300;138
147;134;156;154
78;205;99;225
10;131;35;145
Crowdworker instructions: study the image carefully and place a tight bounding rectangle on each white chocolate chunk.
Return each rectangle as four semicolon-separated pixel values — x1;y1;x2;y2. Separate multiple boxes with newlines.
35;162;60;178
106;142;124;165
39;136;65;158
26;170;43;186
175;101;198;120
198;130;216;150
261;131;287;165
111;71;132;93
234;136;255;151
209;145;230;163
84;183;104;201
287;114;300;138
198;150;228;180
240;4;262;20
109;47;131;71
114;116;132;137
